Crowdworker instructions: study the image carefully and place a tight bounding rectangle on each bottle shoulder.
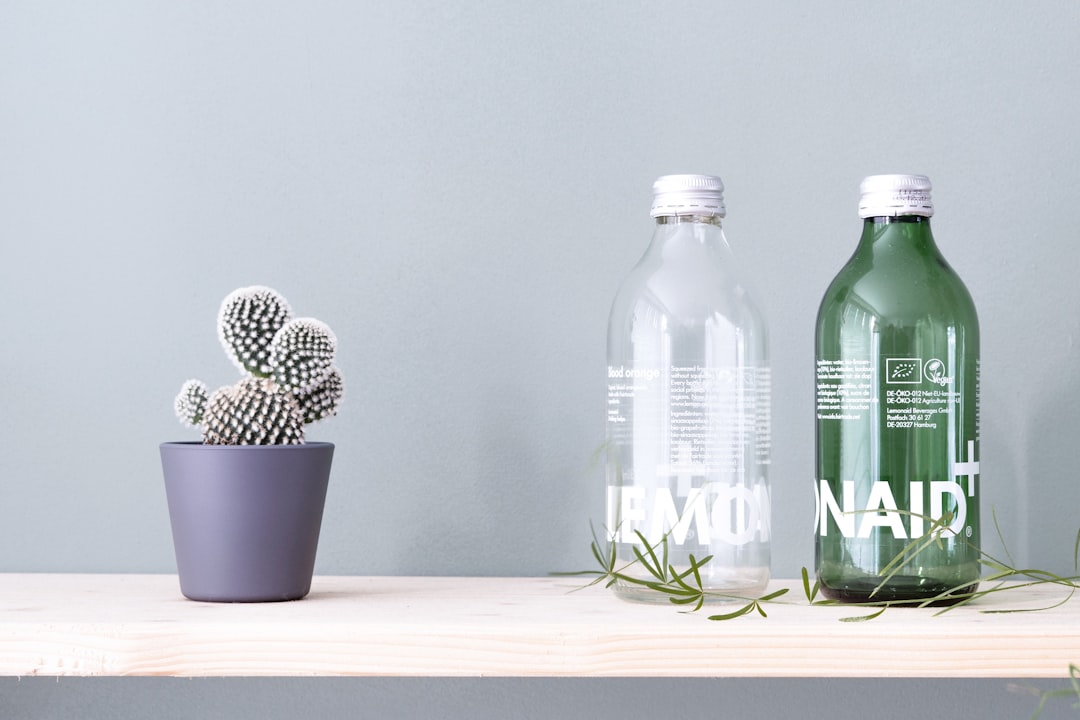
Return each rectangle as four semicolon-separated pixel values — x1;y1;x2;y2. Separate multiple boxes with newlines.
817;248;978;328
610;254;767;328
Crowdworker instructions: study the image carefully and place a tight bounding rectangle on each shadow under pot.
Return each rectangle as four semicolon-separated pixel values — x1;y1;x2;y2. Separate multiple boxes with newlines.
159;441;334;602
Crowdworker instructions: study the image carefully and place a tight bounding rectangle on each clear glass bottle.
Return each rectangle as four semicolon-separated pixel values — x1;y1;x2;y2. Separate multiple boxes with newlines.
814;174;981;604
605;174;771;603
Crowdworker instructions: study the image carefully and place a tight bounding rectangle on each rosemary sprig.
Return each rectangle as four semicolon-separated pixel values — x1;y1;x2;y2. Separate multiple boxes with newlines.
857;510;1079;619
560;514;1080;717
707;588;791;620
1009;664;1080;719
560;510;1080;623
553;522;788;616
868;509;958;600
552;520;621;589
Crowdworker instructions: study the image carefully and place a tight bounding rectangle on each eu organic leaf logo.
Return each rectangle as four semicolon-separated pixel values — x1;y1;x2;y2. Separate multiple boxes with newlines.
886;359;921;384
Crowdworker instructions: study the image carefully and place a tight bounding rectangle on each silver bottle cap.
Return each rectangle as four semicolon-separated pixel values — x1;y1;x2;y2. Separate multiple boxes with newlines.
858;174;934;218
651;174;726;218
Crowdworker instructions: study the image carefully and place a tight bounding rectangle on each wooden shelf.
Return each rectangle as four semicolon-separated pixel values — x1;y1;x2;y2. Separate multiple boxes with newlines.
0;574;1076;678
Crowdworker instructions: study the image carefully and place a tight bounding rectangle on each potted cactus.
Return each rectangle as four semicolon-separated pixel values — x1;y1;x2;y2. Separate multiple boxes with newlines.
160;286;344;602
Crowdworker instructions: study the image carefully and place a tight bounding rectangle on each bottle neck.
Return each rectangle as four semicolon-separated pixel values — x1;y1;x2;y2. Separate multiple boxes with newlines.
857;214;938;256
655;214;723;228
650;214;730;258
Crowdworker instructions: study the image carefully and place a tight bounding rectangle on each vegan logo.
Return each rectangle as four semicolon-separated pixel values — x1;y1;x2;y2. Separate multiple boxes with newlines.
923;358;951;386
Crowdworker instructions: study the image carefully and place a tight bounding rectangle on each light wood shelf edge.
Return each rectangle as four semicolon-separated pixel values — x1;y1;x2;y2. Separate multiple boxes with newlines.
1;574;1076;678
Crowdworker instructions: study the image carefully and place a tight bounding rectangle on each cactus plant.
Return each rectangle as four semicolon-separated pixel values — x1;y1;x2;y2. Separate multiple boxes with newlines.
175;286;344;445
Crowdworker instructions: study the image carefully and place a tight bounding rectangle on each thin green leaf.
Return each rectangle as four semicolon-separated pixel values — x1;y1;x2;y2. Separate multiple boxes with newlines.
550;569;604;577
1030;692;1049;720
981;588;1075;615
612;573;658;588
839;605;889;622
1074;529;1080;574
590;541;609;571
633;530;666;581
585;439;613;473
980;559;1012;574
668;566;699;594
758;588;790;602
677;555;713;583
648;582;699;598
1017;666;1080;720
992;507;1016;568
661;533;669;582
589;519;617;571
689;553;704;589
632;546;664;582
872;510;955;599
708;603;756;621
670;591;705;613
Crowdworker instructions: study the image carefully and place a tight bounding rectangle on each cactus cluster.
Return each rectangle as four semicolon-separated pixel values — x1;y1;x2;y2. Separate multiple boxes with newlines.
174;286;344;445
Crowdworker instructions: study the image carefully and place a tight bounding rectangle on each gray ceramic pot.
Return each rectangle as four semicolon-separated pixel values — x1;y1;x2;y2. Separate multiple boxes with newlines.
160;442;334;602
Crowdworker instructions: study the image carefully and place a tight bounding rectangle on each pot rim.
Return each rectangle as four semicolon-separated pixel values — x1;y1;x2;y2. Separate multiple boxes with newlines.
161;441;335;451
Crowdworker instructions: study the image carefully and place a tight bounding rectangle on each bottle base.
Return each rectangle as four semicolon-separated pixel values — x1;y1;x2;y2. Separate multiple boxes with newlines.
818;576;979;606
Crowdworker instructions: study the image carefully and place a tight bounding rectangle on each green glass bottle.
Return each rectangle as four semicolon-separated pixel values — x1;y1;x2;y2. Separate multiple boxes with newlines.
814;174;980;604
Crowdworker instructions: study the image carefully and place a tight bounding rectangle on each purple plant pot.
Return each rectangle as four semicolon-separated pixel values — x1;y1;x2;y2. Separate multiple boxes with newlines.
160;442;334;602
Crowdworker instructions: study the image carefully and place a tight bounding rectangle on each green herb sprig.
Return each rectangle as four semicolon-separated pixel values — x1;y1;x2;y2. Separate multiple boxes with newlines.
559;510;1080;624
558;514;1080;718
798;509;1080;622
553;522;789;615
1009;664;1080;719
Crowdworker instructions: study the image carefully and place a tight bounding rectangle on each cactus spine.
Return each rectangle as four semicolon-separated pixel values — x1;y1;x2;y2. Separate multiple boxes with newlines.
174;286;343;445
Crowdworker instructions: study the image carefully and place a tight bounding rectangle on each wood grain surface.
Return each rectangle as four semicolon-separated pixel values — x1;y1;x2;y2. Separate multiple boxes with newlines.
0;575;1076;677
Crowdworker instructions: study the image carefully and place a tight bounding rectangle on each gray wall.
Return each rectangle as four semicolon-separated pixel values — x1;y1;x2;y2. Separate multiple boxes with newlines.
3;1;1079;717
